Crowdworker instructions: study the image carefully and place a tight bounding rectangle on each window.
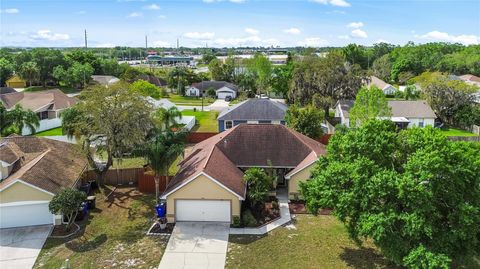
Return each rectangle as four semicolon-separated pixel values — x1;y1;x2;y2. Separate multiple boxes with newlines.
418;118;424;128
225;121;233;129
36;111;49;120
247;121;259;124
271;120;281;125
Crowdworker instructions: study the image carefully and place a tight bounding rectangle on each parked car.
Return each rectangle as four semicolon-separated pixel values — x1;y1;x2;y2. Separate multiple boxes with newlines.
225;96;233;101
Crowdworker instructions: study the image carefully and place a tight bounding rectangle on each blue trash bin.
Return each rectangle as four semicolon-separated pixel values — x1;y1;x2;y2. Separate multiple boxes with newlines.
155;203;166;218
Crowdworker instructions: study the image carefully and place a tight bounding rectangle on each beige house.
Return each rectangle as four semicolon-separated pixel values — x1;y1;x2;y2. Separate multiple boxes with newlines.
5;75;27;88
0;89;78;135
0;136;87;228
161;124;326;223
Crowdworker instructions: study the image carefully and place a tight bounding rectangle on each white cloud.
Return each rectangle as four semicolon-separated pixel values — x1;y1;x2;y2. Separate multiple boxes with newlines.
284;28;301;35
127;12;143;18
245;28;259;35
183;32;215;40
351;29;368;38
30;30;70;41
76;11;86;15
347;22;363;28
203;0;245;3
144;4;160;10
417;30;479;45
158;15;167;19
152;40;171;47
310;0;350;7
297;37;328;47
338;35;350;39
1;8;19;14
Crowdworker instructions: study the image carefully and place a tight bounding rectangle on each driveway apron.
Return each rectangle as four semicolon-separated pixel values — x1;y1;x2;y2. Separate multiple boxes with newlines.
158;222;229;269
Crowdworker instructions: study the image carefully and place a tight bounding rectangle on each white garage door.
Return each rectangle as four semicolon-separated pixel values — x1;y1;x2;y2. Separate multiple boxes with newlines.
0;201;54;228
217;91;234;99
176;200;230;222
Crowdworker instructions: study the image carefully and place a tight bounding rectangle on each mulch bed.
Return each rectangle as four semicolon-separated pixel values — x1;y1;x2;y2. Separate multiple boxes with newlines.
252;201;281;226
289;201;332;215
148;222;175;234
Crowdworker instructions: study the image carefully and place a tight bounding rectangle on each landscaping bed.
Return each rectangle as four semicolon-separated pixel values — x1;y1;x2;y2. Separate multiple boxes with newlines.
235;199;281;228
289;201;332;215
147;222;175;235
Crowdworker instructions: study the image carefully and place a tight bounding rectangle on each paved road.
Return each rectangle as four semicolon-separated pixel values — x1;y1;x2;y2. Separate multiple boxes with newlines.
0;225;51;269
158;222;229;269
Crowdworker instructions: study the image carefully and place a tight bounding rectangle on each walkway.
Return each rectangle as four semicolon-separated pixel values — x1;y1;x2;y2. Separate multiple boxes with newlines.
158;222;229;269
230;188;292;235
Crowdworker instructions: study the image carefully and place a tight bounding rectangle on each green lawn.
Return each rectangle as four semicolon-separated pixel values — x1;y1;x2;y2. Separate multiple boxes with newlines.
226;215;399;269
166;94;214;106
35;127;64;136
440;128;477;137
24;86;81;94
182;110;219;132
34;188;167;269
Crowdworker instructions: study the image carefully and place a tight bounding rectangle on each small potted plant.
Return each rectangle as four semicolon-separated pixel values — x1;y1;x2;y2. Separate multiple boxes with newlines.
158;217;167;230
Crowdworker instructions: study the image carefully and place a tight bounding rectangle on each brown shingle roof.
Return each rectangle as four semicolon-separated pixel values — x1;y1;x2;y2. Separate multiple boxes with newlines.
164;124;326;198
0;136;87;194
0;89;78;112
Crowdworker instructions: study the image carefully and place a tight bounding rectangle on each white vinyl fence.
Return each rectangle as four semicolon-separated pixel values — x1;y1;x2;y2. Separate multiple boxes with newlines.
179;116;196;131
22;118;62;135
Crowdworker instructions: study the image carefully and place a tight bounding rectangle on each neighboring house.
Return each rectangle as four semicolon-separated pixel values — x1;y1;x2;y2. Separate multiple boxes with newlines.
367;76;397;95
0;89;78;135
0;136;87;228
6;75;27;88
0;87;17;94
458;74;480;87
217;98;287;132
335;100;436;128
146;97;196;131
91;75;120;87
160;124;326;223
186;81;238;99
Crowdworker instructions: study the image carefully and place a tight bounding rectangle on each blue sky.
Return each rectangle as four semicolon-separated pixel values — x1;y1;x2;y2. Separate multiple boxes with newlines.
1;0;479;47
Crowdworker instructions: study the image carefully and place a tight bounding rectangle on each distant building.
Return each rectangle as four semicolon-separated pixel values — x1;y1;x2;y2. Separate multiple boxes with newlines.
6;75;26;88
367;76;397;95
186;81;238;99
146;55;193;66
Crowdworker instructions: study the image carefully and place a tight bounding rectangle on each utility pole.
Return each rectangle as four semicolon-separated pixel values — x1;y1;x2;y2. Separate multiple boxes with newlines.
84;29;88;49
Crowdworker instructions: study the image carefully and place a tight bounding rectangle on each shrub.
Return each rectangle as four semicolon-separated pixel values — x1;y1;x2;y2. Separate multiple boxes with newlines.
232;216;241;228
242;209;257;227
271;200;279;211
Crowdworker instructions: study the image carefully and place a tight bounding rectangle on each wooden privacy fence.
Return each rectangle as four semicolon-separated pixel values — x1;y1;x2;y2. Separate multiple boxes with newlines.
317;134;332;145
85;168;168;193
186;132;218;143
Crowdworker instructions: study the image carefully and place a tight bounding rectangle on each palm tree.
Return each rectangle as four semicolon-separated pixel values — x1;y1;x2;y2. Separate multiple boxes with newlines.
152;107;182;131
0;104;40;136
139;130;186;203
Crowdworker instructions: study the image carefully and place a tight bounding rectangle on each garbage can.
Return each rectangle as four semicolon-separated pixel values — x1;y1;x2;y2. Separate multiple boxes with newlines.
86;196;96;209
155;202;166;218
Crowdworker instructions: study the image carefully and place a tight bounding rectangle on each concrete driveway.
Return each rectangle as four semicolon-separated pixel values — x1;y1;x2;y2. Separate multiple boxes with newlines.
158;222;229;269
209;100;230;111
0;225;52;269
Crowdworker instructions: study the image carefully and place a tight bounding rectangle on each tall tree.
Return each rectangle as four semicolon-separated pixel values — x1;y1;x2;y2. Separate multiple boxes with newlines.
349;86;392;126
372;54;392;82
130;79;163;99
301;120;480;268
62;83;153;186
285;105;324;139
138;130;186;203
415;72;477;126
246;53;273;94
31;48;67;87
152;106;182;131
289;52;365;117
18;61;40;87
0;58;14;87
53;62;94;89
